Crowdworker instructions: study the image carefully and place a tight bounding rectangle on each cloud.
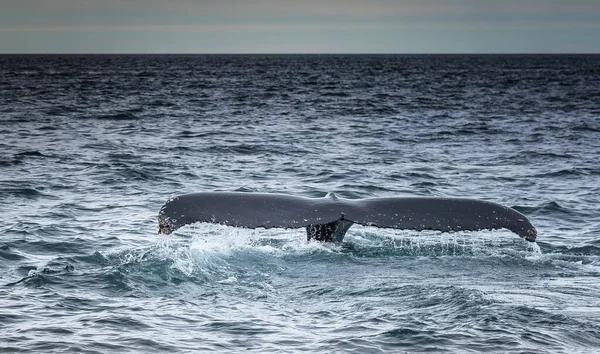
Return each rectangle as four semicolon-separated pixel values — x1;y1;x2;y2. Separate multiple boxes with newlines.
5;0;600;22
1;0;598;53
1;20;598;34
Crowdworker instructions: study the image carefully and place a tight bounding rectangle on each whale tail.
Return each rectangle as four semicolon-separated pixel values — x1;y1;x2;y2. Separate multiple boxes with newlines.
158;192;537;242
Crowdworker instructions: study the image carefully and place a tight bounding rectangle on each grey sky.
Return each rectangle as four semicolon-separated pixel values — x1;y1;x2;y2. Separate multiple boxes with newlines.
1;0;599;53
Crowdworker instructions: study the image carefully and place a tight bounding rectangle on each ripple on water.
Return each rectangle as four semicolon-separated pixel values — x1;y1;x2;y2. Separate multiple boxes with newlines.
1;54;600;352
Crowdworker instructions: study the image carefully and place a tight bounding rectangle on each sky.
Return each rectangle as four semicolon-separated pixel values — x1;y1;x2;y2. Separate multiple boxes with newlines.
0;0;599;54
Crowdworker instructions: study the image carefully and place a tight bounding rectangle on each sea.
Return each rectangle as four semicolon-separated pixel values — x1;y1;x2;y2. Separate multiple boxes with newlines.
1;54;599;353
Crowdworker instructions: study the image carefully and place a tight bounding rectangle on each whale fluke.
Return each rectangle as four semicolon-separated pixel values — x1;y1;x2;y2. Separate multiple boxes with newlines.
158;192;537;242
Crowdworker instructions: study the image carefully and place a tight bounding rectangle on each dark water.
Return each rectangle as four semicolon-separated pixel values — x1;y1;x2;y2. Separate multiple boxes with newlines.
1;54;600;353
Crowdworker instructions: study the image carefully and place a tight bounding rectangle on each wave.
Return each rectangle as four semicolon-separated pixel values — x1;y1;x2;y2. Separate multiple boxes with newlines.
1;186;46;198
95;110;142;120
14;150;47;158
531;168;600;178
513;201;573;215
13;224;597;287
11;228;599;296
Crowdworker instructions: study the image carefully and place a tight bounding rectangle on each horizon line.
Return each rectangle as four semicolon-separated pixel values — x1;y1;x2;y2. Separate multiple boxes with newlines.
1;52;599;55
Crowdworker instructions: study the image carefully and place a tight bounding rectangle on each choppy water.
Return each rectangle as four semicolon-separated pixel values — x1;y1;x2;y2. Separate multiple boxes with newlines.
1;54;600;353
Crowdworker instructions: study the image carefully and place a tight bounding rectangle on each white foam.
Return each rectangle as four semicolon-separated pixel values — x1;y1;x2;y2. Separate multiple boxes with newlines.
152;223;340;279
151;222;547;278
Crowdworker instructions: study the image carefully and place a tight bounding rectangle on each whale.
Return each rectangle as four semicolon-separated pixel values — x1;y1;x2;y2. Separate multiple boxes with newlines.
158;192;537;242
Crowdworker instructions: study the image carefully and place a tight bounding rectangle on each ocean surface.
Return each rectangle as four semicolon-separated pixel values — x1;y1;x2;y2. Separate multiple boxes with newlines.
1;54;600;353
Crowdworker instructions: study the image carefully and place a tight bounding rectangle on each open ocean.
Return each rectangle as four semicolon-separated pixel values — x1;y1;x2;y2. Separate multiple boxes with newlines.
1;54;600;353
